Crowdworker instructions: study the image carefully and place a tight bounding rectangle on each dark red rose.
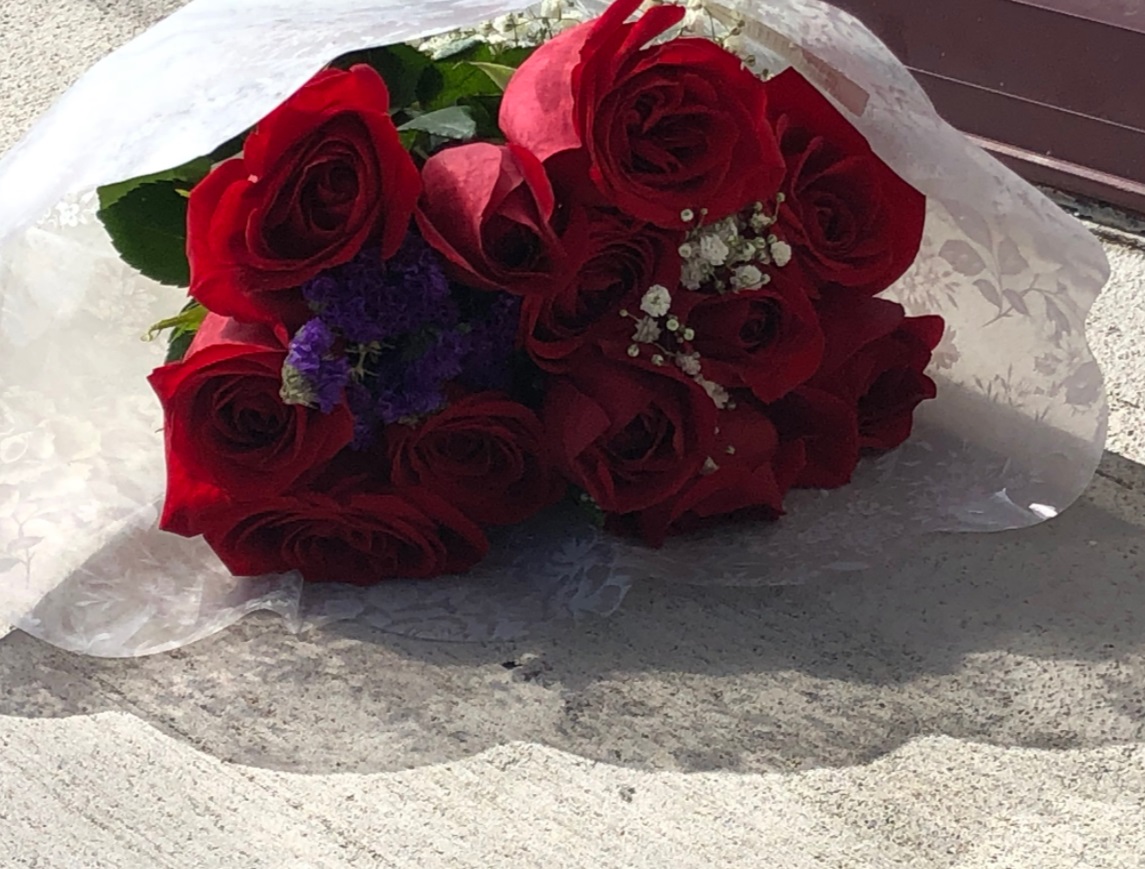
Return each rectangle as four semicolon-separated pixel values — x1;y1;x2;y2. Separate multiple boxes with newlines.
522;208;683;371
196;486;489;583
543;353;718;514
768;386;860;489
810;292;943;451
613;400;806;545
500;0;784;228
387;392;566;526
148;313;353;535
416;142;572;296
187;65;420;325
764;68;925;295
679;269;824;403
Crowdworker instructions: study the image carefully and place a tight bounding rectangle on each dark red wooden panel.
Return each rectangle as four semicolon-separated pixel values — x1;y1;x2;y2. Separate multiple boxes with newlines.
830;0;1145;212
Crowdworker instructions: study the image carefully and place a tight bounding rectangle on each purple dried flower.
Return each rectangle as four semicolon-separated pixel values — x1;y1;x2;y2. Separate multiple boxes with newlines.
283;318;351;414
302;234;455;344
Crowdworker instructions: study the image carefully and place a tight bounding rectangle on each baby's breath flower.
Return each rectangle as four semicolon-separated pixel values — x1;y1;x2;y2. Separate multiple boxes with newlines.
632;316;662;344
695;376;730;409
676;352;702;376
731;264;764;290
681;260;708;291
539;0;565;19
699;234;730;267
770;239;793;267
640;284;672;318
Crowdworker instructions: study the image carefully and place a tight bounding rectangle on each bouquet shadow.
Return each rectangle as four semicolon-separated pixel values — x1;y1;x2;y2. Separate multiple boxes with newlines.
1;451;1143;775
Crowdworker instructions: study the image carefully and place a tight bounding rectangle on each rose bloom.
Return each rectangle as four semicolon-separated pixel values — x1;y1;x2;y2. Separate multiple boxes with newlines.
611;399;807;546
148;312;353;536
767;386;860;490
387;392;567;526
810;291;943;450
187;64;420;325
196;486;489;584
416;142;574;297
678;267;825;403
764;68;926;295
521;208;683;371
543;352;718;515
500;0;784;228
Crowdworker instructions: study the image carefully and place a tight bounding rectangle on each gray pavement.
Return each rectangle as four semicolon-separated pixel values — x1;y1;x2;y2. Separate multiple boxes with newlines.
2;2;1144;867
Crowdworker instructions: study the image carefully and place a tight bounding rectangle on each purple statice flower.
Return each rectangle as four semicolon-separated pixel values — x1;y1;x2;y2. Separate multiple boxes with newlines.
458;292;522;392
302;234;455;345
283;318;351;414
346;327;474;449
376;328;471;424
346;380;379;450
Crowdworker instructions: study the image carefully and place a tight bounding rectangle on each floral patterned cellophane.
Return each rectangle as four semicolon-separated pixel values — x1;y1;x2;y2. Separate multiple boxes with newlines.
0;0;1108;656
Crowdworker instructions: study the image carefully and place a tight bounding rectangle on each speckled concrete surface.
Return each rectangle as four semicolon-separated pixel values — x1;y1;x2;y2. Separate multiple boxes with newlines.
2;3;1144;867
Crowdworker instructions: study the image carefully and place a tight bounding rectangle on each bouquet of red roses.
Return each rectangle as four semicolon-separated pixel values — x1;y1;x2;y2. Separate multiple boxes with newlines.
0;0;1109;654
102;0;943;586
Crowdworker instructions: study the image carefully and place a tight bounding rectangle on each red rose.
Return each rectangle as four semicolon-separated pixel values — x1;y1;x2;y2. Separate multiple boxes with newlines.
764;68;925;295
522;209;683;371
500;0;784;228
416;142;572;296
196;486;489;583
811;292;942;450
187;65;420;325
613;400;806;545
543;353;718;514
768;386;860;489
679;269;824;403
148;312;354;535
387;392;567;526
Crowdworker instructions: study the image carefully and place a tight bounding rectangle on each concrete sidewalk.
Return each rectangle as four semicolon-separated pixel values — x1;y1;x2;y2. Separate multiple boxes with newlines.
2;3;1144;867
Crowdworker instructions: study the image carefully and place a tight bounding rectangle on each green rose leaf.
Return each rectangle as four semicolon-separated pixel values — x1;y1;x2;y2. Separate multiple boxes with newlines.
465;62;517;92
97;180;192;287
164;329;197;364
147;299;206;363
420;45;533;112
96;155;212;212
398;106;478;141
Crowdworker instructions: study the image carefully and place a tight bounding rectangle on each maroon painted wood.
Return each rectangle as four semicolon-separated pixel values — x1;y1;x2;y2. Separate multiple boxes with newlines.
829;0;1145;213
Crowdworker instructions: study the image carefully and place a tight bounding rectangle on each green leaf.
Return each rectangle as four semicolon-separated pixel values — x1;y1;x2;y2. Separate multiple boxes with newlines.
457;95;503;141
165;329;197;364
146;300;205;363
465;62;517;92
97;180;192;287
146;300;206;342
425;63;499;112
399;106;477;141
96;156;212;211
398;129;423;152
415;64;445;107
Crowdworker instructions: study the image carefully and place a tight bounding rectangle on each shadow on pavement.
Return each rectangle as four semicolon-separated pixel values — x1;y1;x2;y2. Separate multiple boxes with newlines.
1;451;1142;775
